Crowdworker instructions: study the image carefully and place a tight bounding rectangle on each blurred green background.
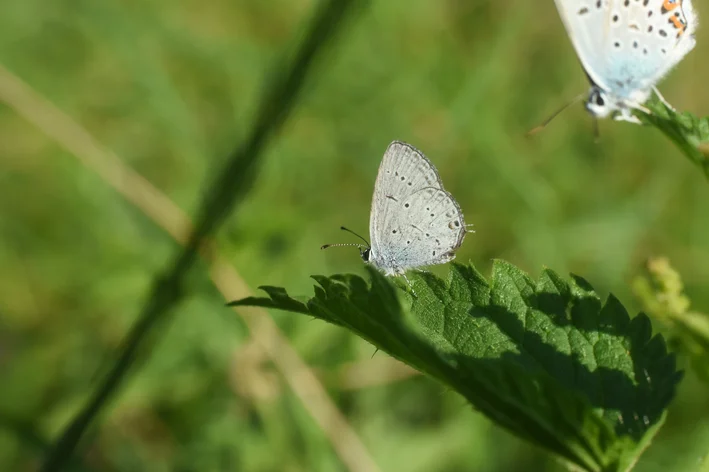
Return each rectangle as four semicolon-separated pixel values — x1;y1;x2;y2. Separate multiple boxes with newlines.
1;0;708;470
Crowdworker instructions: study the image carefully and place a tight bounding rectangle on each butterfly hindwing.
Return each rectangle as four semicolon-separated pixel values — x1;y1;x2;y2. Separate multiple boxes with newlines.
602;0;697;96
376;188;466;271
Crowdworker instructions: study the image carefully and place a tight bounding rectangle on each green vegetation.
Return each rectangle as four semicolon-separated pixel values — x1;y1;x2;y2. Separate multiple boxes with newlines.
232;262;680;471
1;0;709;471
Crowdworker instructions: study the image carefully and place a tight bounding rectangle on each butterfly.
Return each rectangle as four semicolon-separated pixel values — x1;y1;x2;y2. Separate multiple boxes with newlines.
554;0;697;123
322;141;472;282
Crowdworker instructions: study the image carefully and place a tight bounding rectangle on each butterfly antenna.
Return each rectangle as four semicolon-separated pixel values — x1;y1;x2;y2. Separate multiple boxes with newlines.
339;226;370;247
526;93;586;137
321;242;368;250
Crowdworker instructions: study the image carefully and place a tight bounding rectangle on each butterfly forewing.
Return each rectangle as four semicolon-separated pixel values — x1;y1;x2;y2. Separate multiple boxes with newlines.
554;0;613;89
369;141;445;253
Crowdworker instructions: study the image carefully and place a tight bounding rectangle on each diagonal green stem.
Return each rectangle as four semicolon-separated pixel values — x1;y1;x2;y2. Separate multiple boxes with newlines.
0;415;89;472
39;1;363;470
640;101;709;179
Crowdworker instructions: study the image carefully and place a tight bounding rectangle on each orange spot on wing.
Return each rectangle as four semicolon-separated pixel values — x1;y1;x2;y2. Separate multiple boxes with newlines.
670;15;685;33
663;0;679;11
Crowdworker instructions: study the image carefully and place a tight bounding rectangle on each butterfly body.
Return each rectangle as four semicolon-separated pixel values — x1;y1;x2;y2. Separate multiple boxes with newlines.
555;0;697;122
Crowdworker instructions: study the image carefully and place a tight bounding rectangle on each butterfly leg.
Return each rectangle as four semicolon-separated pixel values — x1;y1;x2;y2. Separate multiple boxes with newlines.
613;112;642;124
614;107;643;124
632;103;651;115
400;272;417;297
652;86;676;111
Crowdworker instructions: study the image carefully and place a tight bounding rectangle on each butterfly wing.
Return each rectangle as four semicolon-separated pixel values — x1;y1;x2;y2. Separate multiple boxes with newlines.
369;141;444;256
375;187;467;272
369;141;466;273
555;0;696;99
600;0;696;98
554;0;616;91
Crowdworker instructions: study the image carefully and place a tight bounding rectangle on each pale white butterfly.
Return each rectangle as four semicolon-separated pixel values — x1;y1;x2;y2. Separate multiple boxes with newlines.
322;141;472;283
554;0;697;123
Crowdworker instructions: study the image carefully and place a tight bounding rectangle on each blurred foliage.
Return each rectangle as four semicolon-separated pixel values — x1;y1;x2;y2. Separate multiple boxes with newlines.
0;0;709;471
233;262;681;471
633;257;709;383
38;0;363;469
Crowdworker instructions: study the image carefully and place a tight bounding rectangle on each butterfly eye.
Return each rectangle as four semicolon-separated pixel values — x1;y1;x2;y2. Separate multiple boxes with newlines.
594;93;605;107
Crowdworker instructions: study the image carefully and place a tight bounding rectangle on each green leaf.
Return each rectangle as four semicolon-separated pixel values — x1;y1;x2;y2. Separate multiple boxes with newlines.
229;261;682;472
640;99;709;178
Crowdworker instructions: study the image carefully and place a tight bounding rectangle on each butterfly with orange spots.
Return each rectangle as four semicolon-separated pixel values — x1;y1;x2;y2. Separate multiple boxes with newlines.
553;0;697;123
